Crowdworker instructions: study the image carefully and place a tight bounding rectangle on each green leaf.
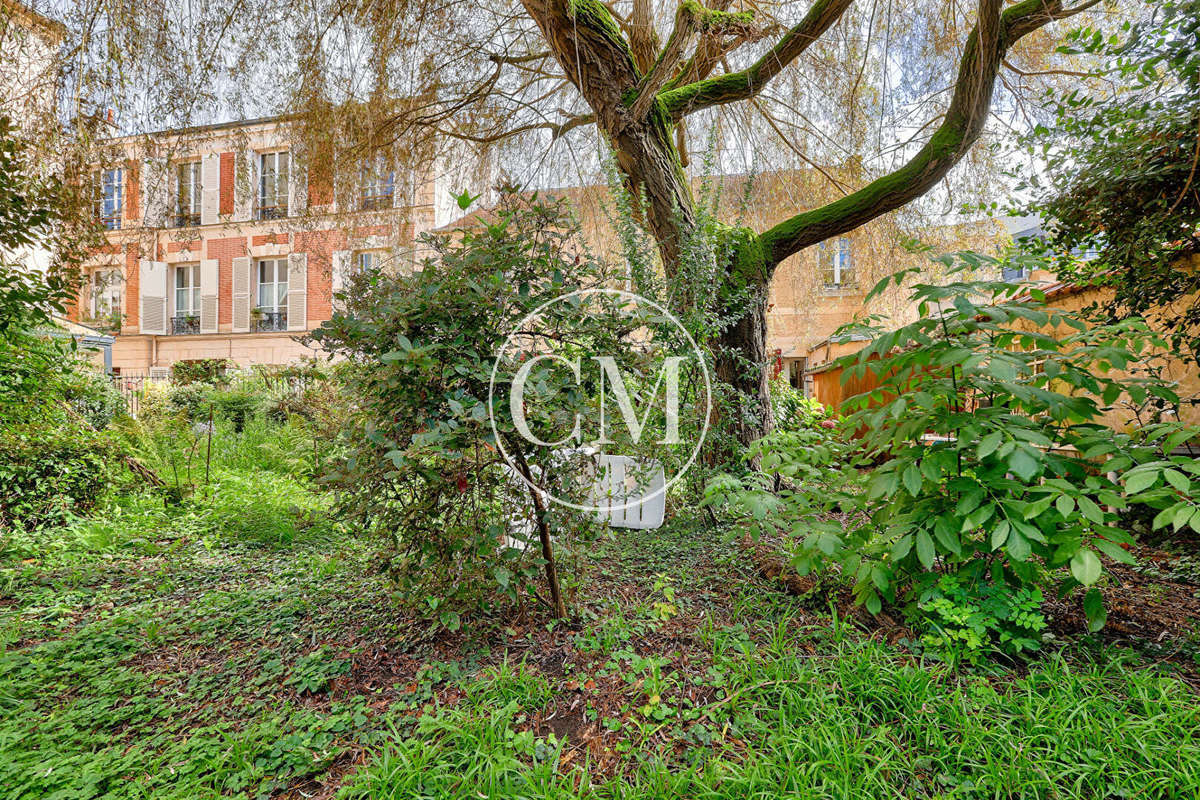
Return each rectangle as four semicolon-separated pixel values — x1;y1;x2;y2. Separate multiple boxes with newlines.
991;520;1011;550
1077;496;1106;525
1151;504;1178;530
1007;528;1031;561
891;533;913;561
978;431;1003;458
915;530;936;569
439;610;462;631
1164;469;1191;494
1093;538;1135;565
1070;549;1103;586
1055;494;1075;517
1123;470;1159;494
1008;448;1039;482
903;463;922;497
1083;587;1106;633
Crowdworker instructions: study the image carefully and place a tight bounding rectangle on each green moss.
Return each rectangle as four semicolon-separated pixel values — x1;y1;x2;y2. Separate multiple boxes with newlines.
717;224;768;290
660;70;754;116
567;0;637;71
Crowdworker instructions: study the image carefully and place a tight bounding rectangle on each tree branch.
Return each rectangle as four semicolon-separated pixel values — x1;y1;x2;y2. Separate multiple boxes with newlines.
758;0;1089;267
659;0;855;119
630;4;701;120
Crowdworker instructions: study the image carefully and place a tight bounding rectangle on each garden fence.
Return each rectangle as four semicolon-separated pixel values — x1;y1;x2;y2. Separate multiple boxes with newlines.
111;372;171;418
111;371;313;418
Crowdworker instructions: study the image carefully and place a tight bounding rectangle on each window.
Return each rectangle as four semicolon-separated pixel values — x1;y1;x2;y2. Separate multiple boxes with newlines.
95;168;123;230
175;161;202;227
359;158;395;211
91;269;123;320
819;237;854;288
1001;264;1030;283
172;264;200;334
787;358;806;390
258;151;289;219
255;258;288;331
354;250;384;274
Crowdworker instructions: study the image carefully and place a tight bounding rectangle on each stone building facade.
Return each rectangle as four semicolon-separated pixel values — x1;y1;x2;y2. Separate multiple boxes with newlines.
72;115;469;372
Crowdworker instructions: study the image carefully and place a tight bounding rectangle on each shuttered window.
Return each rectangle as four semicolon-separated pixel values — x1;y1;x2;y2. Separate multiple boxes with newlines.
175;161;202;227
95;168;123;230
258;151;289;219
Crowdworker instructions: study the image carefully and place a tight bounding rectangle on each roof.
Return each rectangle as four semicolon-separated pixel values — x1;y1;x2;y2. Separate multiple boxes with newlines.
0;0;66;42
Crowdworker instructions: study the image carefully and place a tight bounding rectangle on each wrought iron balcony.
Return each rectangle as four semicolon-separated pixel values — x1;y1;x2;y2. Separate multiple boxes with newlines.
257;204;288;220
173;212;201;228
252;310;287;332
171;315;200;335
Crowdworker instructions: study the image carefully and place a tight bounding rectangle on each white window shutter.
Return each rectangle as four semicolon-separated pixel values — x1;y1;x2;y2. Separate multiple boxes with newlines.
199;259;219;333
331;249;350;307
200;154;220;225
234;151;256;221
232;256;252;332
138;260;168;334
287;253;307;331
288;160;306;216
142;159;168;228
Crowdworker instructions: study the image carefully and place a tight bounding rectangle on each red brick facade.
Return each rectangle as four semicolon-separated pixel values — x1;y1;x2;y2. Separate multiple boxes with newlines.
219;152;235;216
123;242;139;330
206;236;247;326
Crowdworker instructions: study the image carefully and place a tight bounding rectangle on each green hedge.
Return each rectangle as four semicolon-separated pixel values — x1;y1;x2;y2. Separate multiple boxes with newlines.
0;426;119;531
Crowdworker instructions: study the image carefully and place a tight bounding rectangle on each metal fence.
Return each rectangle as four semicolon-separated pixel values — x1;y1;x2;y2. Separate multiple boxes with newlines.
111;373;171;417
111;369;315;418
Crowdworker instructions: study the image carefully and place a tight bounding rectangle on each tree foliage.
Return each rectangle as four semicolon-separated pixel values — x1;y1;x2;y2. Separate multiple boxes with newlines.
1024;0;1200;359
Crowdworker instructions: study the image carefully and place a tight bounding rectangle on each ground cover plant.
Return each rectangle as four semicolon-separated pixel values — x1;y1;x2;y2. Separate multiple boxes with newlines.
4;457;1200;799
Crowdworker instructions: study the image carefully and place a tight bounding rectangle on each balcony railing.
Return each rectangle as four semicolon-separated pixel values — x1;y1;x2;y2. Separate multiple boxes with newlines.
173;212;201;228
257;203;288;220
171;315;200;335
359;192;394;211
99;214;122;231
252;310;287;332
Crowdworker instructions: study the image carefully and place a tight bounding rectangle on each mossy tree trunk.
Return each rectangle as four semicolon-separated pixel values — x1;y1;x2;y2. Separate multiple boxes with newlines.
518;0;1090;447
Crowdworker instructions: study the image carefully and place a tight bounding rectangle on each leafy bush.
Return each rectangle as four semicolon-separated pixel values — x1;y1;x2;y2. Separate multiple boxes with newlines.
309;194;637;620
709;256;1200;645
0;425;119;531
171;358;231;385
167;382;211;419
770;376;834;432
59;359;126;430
210;387;259;432
917;569;1046;664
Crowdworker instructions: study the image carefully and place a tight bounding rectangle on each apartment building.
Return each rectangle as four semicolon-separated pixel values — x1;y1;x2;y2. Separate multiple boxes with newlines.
73;115;473;372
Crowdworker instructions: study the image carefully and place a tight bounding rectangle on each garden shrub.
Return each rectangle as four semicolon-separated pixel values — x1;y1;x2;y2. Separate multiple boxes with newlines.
770;375;834;433
171;358;231;385
210;387;259;432
0;424;119;531
308;194;642;621
59;358;126;430
708;255;1200;654
167;382;212;419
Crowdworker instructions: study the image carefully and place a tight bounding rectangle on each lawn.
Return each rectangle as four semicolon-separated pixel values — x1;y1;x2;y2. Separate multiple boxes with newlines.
2;462;1199;799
